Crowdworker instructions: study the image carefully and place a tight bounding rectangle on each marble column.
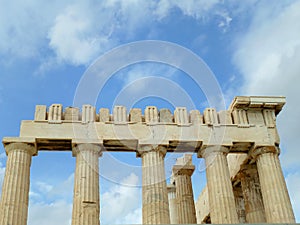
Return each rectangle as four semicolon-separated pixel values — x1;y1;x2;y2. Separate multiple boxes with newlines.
233;185;246;223
200;146;239;224
0;142;37;225
239;164;266;223
167;184;178;224
138;145;170;224
252;146;295;223
173;164;197;224
72;143;102;225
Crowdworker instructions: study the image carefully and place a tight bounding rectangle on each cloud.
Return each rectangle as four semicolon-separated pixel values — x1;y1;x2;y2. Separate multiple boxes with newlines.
232;1;300;221
28;200;72;225
30;173;74;203
101;173;142;224
1;0;226;68
233;0;300;169
121;207;142;224
27;173;74;225
0;1;71;60
48;2;117;66
47;0;224;66
155;0;220;20
36;181;53;193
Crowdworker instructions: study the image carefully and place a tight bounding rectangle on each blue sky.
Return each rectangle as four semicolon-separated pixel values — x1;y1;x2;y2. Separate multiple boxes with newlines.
0;1;300;224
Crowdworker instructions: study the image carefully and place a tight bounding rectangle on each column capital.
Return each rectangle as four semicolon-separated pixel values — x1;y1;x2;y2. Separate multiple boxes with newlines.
198;145;230;158
136;145;167;158
4;142;37;156
250;146;279;161
72;143;103;157
172;164;195;176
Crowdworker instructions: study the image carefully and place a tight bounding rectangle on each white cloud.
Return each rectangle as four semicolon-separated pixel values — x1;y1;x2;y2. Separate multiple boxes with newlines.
101;173;142;224
48;173;74;199
233;0;300;169
117;63;178;94
232;1;300;221
0;1;71;60
48;2;116;66
121;207;142;224
27;173;74;224
28;200;72;225
217;11;232;32
1;0;225;67
36;181;53;193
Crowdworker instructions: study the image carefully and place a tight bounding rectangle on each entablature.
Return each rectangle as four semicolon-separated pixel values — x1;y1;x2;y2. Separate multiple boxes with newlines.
3;96;285;156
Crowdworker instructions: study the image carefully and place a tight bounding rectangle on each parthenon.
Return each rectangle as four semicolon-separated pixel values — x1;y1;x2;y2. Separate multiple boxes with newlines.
0;96;296;225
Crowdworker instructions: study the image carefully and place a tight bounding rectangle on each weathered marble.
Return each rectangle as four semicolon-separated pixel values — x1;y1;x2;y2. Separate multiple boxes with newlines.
71;143;102;225
199;146;239;224
252;146;295;223
0;142;37;225
167;184;178;224
138;145;170;224
240;164;266;223
173;154;196;224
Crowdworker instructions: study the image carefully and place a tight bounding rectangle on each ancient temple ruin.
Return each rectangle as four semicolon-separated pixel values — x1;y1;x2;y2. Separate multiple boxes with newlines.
0;96;295;225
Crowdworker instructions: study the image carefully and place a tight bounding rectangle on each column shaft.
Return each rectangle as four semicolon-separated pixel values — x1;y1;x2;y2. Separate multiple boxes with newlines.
72;144;101;225
255;148;295;223
0;143;36;225
173;167;196;224
240;164;266;223
167;185;178;224
233;186;246;223
140;146;170;224
202;146;239;224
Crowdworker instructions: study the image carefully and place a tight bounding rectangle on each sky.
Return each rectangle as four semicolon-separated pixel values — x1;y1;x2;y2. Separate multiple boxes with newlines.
0;0;300;224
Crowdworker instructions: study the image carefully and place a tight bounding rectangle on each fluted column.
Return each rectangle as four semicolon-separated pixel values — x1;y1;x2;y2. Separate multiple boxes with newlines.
239;164;266;223
137;145;170;224
252;146;295;223
167;184;178;224
72;143;102;225
199;146;239;224
173;164;196;224
0;142;37;225
233;185;246;223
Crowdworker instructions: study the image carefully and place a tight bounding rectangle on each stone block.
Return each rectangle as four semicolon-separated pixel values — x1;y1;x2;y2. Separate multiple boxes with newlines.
174;107;189;125
247;110;264;125
129;108;142;122
82;105;96;123
145;106;158;123
232;109;249;127
113;106;127;123
189;110;202;124
218;110;233;124
99;108;110;122
159;108;173;123
48;104;62;123
263;109;276;128
34;105;47;121
203;108;218;125
64;107;79;121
